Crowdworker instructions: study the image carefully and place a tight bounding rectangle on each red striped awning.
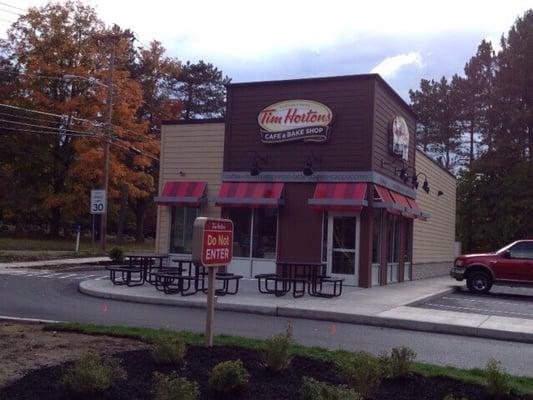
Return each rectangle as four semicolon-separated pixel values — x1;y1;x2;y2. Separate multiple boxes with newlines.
373;184;429;220
215;182;284;208
373;185;402;215
154;181;207;207
309;182;368;211
406;197;429;221
390;191;417;219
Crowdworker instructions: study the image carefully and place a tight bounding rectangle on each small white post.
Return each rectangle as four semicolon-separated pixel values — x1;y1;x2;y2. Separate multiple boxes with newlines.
75;225;81;253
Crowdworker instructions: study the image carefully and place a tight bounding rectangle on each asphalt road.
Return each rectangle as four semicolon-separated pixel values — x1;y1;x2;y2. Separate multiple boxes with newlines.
2;270;533;376
415;286;533;320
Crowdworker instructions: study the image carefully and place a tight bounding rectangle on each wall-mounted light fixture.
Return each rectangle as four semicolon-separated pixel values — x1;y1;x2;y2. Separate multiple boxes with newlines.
250;152;268;176
437;190;444;196
303;151;322;176
412;172;430;194
179;170;186;177
303;162;314;176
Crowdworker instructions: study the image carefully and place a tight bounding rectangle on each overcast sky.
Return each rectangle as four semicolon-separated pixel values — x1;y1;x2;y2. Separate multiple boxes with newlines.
1;0;531;100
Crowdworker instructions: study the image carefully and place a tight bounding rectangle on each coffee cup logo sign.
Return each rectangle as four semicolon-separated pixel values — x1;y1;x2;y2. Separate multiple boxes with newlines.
390;115;409;160
258;100;333;144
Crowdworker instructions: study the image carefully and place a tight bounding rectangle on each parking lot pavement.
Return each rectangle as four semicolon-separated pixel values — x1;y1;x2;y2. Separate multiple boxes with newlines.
414;285;533;320
0;269;108;281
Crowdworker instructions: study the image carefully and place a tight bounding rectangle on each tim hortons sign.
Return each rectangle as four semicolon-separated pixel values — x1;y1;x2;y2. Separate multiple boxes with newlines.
390;115;410;160
258;99;333;144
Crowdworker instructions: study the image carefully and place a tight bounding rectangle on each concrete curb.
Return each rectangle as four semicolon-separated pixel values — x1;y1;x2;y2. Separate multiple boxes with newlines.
78;280;533;344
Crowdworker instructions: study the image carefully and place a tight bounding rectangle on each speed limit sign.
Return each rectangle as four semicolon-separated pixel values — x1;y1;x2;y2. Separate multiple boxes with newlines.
90;190;106;214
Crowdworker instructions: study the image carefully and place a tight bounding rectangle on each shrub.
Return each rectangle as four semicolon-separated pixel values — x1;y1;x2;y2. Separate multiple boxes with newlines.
154;372;199;400
336;351;382;398
442;395;469;400
262;323;294;372
301;377;362;400
61;351;126;393
208;359;249;394
109;246;125;264
485;359;511;399
381;346;417;378
152;336;187;365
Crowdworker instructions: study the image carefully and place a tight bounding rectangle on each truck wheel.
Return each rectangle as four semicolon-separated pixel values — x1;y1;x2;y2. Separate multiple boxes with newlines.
466;271;492;294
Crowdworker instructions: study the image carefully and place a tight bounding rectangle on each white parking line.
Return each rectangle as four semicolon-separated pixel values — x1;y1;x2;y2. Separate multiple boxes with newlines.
442;296;532;307
426;302;533;317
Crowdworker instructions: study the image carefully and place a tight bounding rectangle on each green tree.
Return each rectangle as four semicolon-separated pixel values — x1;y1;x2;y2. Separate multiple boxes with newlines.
494;9;533;164
172;60;231;120
409;76;462;170
457;40;497;164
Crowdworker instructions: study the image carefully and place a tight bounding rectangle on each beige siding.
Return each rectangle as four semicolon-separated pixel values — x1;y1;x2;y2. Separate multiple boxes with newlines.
413;150;456;264
155;123;224;253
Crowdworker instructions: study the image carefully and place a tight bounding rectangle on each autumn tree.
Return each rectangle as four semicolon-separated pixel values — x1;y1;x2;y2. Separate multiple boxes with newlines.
172;60;231;120
121;40;181;243
0;1;106;236
0;2;147;239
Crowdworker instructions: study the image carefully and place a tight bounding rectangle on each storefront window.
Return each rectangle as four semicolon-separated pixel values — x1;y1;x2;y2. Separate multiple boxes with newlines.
372;210;382;264
252;208;277;259
227;208;251;257
170;207;198;254
387;214;400;263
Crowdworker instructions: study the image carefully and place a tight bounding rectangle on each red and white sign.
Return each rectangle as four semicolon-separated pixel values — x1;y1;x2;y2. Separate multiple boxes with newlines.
192;217;233;267
390;115;409;160
258;99;333;144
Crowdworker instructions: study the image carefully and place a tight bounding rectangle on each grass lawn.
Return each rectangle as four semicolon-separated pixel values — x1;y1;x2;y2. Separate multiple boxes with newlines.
0;237;154;254
44;322;533;395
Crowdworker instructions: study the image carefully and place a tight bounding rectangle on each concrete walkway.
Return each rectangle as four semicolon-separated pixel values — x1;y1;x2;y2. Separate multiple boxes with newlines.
79;276;533;344
0;257;110;269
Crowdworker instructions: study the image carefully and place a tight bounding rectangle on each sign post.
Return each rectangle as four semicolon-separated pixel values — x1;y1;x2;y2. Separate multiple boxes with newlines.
192;217;233;347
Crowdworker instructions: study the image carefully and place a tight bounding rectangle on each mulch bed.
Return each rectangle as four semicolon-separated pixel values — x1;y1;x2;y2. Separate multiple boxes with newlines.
0;345;530;400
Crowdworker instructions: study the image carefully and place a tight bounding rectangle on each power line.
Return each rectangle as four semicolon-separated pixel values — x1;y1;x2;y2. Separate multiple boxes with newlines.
0;7;21;15
0;17;14;23
111;140;158;161
0;118;97;136
0;1;26;12
0;126;97;138
0;69;179;122
0;103;101;126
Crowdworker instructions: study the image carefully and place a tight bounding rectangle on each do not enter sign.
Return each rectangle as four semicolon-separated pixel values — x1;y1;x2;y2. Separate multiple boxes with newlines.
192;217;233;267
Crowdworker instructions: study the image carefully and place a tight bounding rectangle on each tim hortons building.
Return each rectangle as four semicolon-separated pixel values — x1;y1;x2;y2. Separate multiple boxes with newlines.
153;74;456;287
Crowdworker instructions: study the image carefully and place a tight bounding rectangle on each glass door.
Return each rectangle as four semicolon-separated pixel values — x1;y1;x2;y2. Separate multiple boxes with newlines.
327;213;360;286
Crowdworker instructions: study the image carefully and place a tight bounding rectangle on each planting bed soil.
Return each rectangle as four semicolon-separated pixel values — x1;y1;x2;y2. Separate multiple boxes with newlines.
0;322;149;388
1;344;532;400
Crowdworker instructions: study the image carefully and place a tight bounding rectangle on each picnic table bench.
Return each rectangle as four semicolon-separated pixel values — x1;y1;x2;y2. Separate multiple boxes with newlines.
255;261;344;298
152;262;243;296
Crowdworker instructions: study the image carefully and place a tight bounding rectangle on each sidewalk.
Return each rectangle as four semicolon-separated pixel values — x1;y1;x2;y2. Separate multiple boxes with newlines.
0;257;110;269
79;276;533;344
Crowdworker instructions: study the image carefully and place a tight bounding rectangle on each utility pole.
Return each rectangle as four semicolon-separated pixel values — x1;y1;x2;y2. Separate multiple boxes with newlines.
99;34;117;255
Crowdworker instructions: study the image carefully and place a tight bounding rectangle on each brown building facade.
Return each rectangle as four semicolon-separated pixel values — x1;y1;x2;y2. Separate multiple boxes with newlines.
155;74;456;287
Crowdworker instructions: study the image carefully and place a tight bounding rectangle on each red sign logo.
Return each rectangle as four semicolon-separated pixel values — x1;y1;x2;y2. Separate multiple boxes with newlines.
192;218;233;267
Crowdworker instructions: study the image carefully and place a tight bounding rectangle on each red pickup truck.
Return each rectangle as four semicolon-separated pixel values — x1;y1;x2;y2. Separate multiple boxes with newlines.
450;240;533;294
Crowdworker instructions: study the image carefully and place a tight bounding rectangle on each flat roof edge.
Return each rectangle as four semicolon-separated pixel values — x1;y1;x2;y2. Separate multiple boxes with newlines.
162;118;225;126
